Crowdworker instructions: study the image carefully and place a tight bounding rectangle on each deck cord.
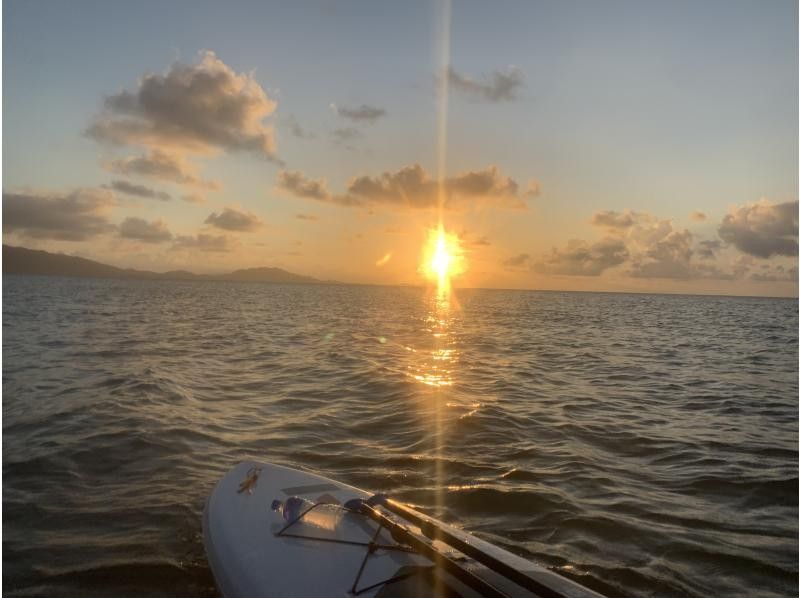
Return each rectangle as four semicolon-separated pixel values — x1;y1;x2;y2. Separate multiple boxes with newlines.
274;502;434;595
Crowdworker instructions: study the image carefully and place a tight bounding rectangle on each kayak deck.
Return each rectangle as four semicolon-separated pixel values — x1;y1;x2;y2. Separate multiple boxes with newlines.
203;461;604;597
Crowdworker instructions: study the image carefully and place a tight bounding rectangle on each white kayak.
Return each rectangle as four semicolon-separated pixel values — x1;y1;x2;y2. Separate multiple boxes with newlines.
203;461;605;597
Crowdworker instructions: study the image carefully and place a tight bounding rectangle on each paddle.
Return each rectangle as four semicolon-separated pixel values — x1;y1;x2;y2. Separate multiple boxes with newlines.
345;498;510;598
363;494;567;598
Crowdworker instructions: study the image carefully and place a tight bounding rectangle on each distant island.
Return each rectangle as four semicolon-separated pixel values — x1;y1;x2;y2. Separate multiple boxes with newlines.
2;245;327;285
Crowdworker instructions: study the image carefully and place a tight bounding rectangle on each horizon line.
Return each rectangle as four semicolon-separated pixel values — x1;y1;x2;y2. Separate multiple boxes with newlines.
3;243;797;301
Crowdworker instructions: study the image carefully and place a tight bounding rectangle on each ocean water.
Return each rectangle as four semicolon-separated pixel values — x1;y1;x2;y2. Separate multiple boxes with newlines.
2;275;797;597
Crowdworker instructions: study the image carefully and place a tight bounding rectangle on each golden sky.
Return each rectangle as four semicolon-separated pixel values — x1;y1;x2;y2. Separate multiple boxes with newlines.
3;1;797;297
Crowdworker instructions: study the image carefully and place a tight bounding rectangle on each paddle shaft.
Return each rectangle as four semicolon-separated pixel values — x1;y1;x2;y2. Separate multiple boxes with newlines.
355;502;510;598
375;497;567;598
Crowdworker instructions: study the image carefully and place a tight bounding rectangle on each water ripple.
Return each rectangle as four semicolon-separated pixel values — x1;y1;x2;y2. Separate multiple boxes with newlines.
3;277;797;597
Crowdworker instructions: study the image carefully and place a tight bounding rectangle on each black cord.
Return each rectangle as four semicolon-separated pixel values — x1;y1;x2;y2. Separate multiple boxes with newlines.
349;523;384;593
274;501;429;595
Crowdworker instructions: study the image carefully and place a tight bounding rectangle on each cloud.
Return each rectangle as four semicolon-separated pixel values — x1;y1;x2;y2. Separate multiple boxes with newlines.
447;66;523;102
345;164;526;209
696;239;721;259
181;192;206;204
87;51;278;159
749;264;799;282
718;199;798;258
172;233;232;252
729;255;797;282
591;210;637;229
591;209;730;278
592;209;685;249
277;163;529;210
108;180;171;201
537;207;749;280
690;211;707;222
118;217;172;242
344;165;428;206
204;207;263;232
3;188;115;241
591;210;736;279
106;150;220;190
331;103;386;123
375;253;392;267
629;229;697;278
446;166;520;201
535;238;628;276
277;170;332;201
503;253;530;267
295;213;319;221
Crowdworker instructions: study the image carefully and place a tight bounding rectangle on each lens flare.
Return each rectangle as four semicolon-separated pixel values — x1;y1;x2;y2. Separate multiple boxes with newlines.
421;225;465;289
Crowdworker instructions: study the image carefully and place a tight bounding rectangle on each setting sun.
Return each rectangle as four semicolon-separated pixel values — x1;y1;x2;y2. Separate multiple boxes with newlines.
421;225;466;288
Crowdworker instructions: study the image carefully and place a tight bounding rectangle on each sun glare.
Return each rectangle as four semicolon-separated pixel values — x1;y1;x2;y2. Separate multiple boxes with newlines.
421;226;465;289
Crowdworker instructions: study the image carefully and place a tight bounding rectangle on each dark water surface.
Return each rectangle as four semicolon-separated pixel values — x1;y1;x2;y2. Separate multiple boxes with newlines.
3;276;798;597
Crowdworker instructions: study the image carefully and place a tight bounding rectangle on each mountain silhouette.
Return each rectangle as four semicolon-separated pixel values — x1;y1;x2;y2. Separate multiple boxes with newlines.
3;245;326;285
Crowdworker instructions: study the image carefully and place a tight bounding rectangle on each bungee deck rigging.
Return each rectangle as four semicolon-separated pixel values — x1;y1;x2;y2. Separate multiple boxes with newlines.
271;493;570;597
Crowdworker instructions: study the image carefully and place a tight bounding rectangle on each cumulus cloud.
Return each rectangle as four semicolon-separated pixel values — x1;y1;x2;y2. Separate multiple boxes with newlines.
277;163;530;210
108;180;171;201
118;217;172;242
445;166;520;201
277;170;332;201
447;66;523;102
718;199;798;258
629;229;697;278
346;164;524;209
331;103;386;123
535;205;796;281
204;207;263;232
592;210;695;277
87;51;278;159
106;150;220;190
535;238;628;276
172;233;232;252
591;209;735;279
690;211;707;222
3;188;115;241
591;210;637;230
344;164;524;208
503;253;530;267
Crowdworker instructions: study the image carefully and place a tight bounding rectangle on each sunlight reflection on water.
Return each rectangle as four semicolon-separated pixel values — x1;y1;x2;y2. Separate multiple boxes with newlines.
408;286;460;388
